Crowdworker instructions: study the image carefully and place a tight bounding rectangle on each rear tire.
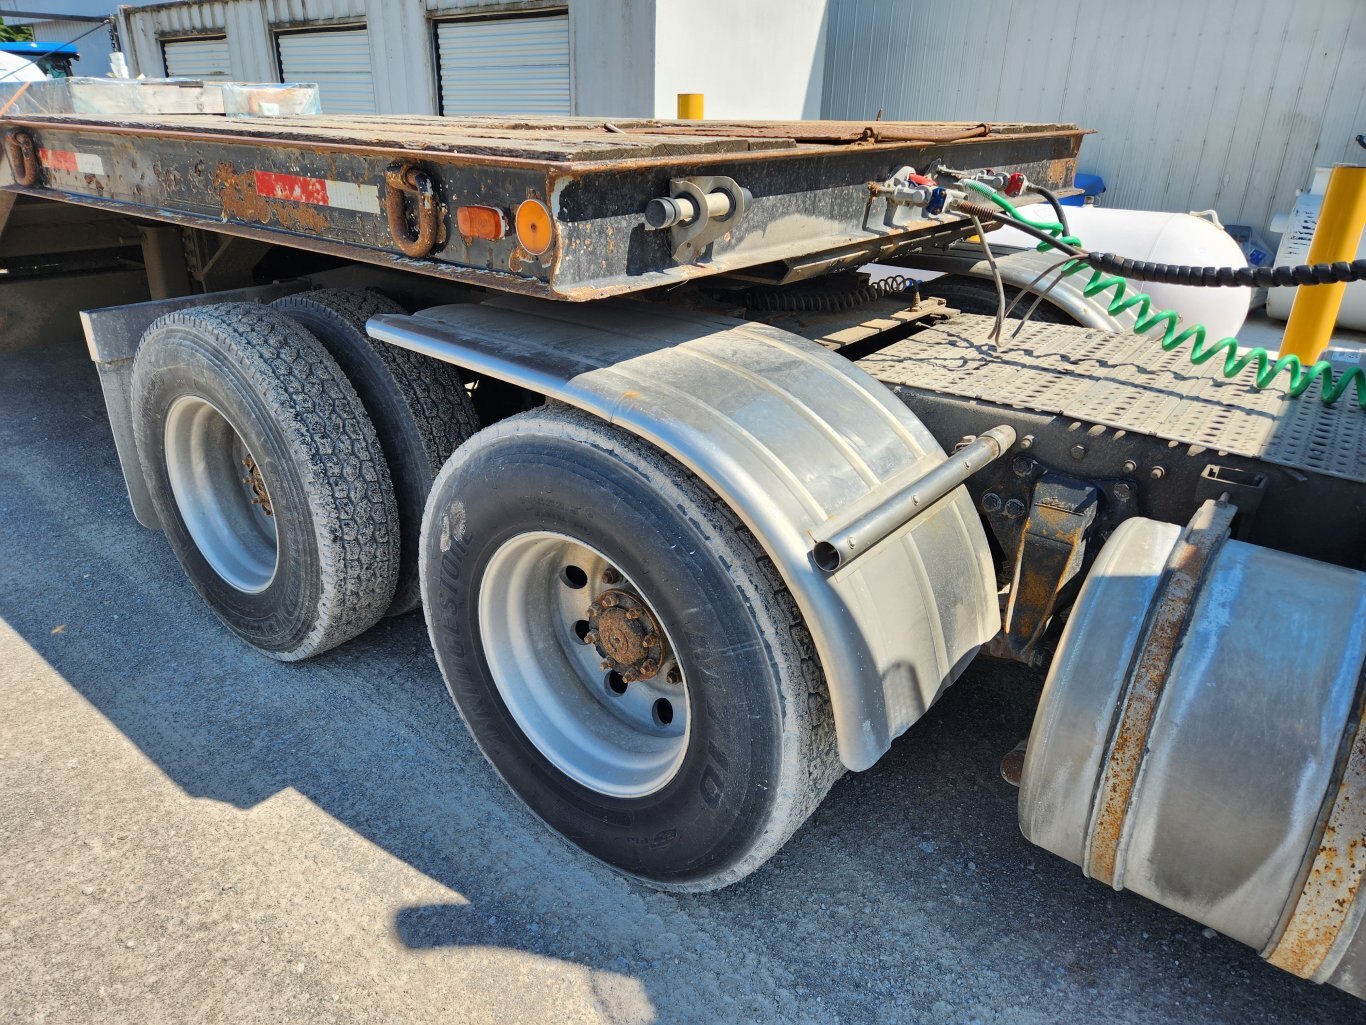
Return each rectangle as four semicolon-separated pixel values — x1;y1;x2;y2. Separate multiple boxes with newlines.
132;303;401;661
420;404;842;890
272;288;479;615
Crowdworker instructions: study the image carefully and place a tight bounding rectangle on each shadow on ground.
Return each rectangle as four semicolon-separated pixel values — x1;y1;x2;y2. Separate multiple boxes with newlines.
2;333;1361;1025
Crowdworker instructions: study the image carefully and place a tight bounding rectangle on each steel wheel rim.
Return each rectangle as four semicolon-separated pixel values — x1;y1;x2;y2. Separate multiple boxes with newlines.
478;531;690;799
164;395;279;594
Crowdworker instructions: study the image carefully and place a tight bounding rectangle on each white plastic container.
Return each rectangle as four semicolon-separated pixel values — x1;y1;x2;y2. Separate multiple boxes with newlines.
989;206;1252;342
1266;168;1366;332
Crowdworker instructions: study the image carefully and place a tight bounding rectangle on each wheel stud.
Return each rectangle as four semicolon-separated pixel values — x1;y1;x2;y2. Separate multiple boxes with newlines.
600;592;620;608
583;631;597;645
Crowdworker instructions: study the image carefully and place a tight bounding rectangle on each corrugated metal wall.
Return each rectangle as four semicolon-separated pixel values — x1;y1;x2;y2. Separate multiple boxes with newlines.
277;27;378;113
822;0;1366;234
436;14;570;115
162;37;233;78
120;0;572;115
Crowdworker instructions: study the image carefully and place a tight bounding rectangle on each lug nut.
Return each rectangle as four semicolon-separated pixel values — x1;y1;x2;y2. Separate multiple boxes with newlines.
602;567;621;585
622;669;640;684
667;666;683;685
583;631;597;645
600;659;613;671
625;609;639;620
642;633;659;647
639;660;659;676
600;592;619;608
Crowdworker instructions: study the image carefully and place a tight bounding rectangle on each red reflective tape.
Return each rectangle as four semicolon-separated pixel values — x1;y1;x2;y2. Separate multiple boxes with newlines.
38;148;77;172
253;170;329;206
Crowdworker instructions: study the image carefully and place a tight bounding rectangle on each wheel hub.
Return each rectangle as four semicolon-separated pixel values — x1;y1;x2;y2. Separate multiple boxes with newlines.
587;588;665;682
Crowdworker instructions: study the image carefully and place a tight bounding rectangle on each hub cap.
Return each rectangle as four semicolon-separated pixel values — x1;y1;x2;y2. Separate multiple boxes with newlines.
163;395;278;593
478;531;689;798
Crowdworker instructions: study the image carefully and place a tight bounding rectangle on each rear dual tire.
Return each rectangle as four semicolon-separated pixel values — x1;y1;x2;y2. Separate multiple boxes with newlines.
271;289;479;615
133;302;401;660
421;405;842;890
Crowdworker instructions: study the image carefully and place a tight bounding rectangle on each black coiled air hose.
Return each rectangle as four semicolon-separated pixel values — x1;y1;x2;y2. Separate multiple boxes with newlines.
1084;253;1366;288
958;198;1366;289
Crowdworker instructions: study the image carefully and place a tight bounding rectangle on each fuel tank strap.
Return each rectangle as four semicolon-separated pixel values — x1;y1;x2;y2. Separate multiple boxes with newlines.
1083;498;1235;888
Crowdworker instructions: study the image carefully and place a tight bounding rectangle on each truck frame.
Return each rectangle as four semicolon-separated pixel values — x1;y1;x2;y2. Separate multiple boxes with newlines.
4;88;1364;1000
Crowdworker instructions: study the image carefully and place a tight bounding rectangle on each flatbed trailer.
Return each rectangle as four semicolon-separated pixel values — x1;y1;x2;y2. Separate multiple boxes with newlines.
5;98;1366;1002
0;111;1081;299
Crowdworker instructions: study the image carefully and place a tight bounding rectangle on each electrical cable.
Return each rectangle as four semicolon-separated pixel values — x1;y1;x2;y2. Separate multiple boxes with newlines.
0;20;110;85
1002;254;1076;322
957;198;1086;255
961;179;1366;410
969;212;1007;343
1026;183;1070;238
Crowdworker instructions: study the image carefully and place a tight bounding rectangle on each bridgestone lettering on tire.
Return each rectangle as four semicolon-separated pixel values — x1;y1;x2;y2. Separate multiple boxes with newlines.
132;303;401;661
420;405;842;891
272;288;479;615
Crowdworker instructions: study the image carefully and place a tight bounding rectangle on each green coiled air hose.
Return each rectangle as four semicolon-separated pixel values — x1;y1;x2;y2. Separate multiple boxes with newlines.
962;180;1366;410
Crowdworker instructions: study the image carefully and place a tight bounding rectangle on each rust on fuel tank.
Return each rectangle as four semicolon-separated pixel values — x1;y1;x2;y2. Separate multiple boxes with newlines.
1085;500;1236;888
1265;707;1366;980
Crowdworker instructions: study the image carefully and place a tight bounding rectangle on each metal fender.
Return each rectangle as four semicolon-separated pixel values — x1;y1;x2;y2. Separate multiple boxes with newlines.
368;296;999;770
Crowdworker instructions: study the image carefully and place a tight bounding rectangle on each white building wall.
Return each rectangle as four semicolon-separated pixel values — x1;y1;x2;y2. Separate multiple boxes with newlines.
652;0;827;119
569;0;655;117
822;0;1366;235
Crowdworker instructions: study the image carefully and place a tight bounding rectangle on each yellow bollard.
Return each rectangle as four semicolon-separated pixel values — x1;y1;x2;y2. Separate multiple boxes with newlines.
1280;163;1366;363
676;93;703;120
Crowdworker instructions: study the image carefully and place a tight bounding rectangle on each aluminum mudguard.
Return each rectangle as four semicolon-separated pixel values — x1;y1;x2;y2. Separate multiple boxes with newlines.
368;297;999;771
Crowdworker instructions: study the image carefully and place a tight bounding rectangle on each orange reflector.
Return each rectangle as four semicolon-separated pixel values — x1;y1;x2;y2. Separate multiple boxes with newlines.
455;204;507;241
515;198;554;256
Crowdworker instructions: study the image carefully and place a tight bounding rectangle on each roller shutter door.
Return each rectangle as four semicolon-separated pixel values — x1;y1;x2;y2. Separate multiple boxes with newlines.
162;37;231;78
277;28;376;115
436;14;571;116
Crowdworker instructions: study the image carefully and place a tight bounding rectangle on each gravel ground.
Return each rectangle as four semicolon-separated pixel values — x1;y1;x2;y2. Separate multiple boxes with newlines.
2;331;1363;1025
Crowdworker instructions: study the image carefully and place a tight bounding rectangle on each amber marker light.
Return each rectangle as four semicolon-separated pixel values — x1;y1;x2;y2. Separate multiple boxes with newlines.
455;204;508;241
515;198;554;256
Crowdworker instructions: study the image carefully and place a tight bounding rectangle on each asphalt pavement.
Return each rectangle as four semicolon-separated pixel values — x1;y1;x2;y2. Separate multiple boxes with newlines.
2;329;1362;1025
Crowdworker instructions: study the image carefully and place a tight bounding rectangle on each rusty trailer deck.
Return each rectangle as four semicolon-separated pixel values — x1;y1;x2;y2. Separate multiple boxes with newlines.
0;112;1082;300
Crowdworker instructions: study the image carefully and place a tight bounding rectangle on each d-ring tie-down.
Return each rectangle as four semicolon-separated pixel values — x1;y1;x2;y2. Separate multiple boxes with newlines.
3;128;39;188
384;162;440;259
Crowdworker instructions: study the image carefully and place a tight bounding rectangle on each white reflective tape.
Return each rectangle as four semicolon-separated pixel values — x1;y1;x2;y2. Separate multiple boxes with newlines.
75;152;105;176
324;181;379;214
